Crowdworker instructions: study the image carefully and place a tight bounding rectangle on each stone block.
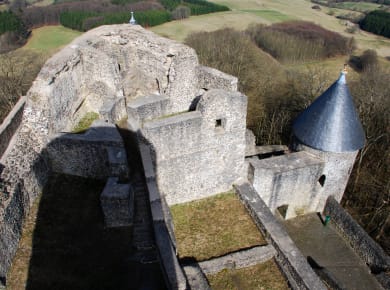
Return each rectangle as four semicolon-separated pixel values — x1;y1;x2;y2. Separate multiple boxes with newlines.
127;94;169;128
100;177;134;227
106;146;129;180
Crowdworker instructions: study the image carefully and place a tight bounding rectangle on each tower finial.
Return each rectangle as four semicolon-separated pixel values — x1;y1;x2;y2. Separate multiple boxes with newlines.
129;11;136;25
343;63;348;74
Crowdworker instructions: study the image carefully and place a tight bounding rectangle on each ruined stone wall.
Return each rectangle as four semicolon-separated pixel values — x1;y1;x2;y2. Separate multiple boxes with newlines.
0;105;51;286
0;97;26;159
248;151;324;219
141;89;247;205
292;142;358;212
47;121;128;180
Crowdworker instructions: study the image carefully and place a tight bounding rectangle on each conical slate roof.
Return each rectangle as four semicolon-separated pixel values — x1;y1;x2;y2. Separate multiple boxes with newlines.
292;71;365;153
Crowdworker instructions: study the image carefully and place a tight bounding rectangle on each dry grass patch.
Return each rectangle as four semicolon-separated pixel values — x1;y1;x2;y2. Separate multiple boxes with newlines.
170;192;266;261
207;259;289;290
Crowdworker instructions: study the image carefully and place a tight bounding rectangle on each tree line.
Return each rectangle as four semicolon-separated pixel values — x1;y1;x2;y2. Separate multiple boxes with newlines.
246;21;355;63
0;0;230;49
359;10;390;37
185;26;389;253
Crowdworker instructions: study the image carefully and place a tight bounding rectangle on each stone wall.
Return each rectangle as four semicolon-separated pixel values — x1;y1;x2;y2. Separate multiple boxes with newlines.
0;97;26;159
140;89;247;205
0;105;51;287
234;180;326;290
324;196;390;272
292;141;358;212
248;151;324;219
47;121;128;180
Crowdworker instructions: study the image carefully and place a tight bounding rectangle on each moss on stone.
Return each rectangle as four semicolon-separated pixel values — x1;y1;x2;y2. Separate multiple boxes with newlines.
72;112;99;133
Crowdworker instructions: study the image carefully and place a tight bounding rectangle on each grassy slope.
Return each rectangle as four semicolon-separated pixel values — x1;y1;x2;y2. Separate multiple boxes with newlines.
23;25;82;54
151;0;390;57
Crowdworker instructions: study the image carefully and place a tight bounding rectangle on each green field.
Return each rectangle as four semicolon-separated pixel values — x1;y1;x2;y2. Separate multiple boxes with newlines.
241;9;295;22
151;0;390;57
23;25;82;53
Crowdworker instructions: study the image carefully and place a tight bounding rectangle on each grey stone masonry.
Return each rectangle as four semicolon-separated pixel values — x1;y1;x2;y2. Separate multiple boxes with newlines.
100;177;134;227
141;89;247;205
182;264;211;290
234;180;326;290
47;120;128;180
292;141;358;212
0;96;25;159
127;94;169;130
198;245;276;274
196;65;238;92
139;142;187;289
248;151;324;219
324;195;390;273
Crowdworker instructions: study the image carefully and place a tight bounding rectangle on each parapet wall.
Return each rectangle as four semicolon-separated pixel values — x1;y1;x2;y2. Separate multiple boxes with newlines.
324;196;390;273
47;121;128;180
140;89;247;205
248;151;324;219
0;97;26;159
0;105;51;286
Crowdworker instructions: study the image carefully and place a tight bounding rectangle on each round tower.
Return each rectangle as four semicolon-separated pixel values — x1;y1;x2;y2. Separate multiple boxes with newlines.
291;69;365;212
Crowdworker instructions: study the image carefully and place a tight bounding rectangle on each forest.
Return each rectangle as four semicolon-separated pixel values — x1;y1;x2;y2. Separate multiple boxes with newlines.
0;0;229;44
185;23;389;253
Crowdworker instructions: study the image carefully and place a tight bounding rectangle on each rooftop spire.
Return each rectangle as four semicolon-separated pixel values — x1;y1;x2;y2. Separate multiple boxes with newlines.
129;11;136;25
292;68;365;153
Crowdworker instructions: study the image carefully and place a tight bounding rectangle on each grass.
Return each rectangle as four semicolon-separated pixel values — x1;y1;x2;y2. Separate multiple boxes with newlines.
23;25;82;54
170;192;266;261
334;2;384;13
72;112;99;133
151;11;266;42
6;174;136;289
241;9;295;22
207;259;289;290
151;0;390;57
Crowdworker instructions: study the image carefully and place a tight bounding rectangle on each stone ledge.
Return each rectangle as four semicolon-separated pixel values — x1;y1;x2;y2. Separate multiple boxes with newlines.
198;245;276;275
324;195;390;273
182;264;211;290
0;96;26;160
234;180;326;290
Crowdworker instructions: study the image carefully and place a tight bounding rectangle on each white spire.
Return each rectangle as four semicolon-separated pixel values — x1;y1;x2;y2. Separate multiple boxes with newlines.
129;11;136;25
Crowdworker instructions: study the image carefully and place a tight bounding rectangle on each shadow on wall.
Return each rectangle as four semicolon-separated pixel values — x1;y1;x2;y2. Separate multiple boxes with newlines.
2;125;166;290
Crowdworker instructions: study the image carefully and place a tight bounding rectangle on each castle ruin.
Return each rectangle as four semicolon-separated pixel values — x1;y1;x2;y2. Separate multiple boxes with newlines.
0;24;389;289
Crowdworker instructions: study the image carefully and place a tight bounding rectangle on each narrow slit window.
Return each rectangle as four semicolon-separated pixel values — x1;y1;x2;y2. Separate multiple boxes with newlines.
318;175;326;187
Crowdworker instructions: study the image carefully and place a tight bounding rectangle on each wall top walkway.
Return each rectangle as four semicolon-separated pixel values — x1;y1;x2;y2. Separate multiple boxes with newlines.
284;213;384;290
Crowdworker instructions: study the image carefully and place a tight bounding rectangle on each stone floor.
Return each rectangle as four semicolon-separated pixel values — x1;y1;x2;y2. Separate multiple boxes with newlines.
284;213;383;290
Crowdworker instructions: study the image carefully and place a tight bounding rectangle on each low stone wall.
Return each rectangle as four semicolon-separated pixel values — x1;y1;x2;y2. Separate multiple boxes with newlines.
234;180;326;290
139;143;187;290
0;97;26;159
0;105;51;287
248;151;324;219
47;121;128;180
324;196;390;273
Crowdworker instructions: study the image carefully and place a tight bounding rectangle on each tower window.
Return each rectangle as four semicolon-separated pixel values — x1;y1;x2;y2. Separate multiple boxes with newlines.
215;119;222;127
318;175;326;187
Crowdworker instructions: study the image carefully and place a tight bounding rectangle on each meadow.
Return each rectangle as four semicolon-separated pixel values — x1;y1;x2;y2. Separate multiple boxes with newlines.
151;0;390;57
